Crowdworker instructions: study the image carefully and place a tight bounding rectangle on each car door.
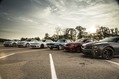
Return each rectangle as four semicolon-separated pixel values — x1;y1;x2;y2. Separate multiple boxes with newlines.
112;38;119;54
116;38;119;54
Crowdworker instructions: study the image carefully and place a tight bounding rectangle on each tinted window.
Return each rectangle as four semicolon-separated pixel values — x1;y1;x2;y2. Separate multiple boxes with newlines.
114;38;119;42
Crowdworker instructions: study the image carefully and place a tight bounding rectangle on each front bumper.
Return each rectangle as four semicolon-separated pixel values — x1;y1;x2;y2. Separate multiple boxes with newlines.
30;45;40;48
48;45;59;48
93;49;103;57
63;46;75;51
82;48;103;57
17;44;26;47
82;49;93;55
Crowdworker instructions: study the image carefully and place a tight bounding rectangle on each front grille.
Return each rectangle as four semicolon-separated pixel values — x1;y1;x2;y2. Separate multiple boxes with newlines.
18;42;25;44
31;46;36;47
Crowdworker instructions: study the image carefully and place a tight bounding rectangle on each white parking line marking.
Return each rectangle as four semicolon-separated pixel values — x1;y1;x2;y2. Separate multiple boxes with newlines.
0;76;2;79
106;60;119;66
49;54;58;79
0;53;15;59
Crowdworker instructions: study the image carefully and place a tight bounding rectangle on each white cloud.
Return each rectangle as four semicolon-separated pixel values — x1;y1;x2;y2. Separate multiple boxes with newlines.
0;0;119;39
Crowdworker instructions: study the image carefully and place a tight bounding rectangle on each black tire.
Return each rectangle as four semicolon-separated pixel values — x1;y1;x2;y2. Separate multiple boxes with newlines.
4;45;8;47
40;44;44;48
12;43;16;47
102;47;114;60
26;43;30;48
18;46;21;48
50;47;53;50
76;46;82;53
58;45;62;50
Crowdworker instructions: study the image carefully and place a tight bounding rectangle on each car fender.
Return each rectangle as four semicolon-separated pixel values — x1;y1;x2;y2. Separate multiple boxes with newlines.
37;43;42;47
42;42;47;47
102;45;115;53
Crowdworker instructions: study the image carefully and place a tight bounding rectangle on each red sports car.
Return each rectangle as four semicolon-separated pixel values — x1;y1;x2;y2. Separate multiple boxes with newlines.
63;38;92;53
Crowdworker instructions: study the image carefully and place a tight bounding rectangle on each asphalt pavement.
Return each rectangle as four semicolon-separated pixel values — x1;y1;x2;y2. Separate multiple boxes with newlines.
0;45;119;79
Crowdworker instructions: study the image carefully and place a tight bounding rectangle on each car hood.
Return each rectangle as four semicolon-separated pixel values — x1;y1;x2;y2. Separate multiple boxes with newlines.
83;41;111;46
18;41;27;43
83;41;97;46
4;41;13;44
31;41;43;44
93;42;115;46
55;42;65;45
47;42;56;44
67;42;82;45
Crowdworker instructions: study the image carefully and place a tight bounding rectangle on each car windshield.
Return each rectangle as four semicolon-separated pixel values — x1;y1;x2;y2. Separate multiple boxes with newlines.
99;37;115;42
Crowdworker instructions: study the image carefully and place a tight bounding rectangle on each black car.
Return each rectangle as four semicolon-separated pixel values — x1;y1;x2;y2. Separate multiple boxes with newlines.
82;36;119;59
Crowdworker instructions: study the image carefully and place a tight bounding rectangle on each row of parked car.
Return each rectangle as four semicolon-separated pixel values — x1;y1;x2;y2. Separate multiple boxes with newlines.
3;36;119;60
3;39;53;48
47;37;119;60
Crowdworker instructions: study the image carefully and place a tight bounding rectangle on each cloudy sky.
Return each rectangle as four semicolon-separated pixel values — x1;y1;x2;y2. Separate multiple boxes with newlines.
0;0;119;39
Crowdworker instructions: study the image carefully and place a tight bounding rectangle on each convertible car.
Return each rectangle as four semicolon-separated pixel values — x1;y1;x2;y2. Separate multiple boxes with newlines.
82;36;119;59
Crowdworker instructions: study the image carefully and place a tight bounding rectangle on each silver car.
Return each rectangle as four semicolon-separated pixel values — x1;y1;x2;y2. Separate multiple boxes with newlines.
3;40;19;47
30;40;53;48
17;40;38;48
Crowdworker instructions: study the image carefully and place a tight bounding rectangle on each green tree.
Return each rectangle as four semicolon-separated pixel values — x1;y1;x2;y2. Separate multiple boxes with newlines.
44;33;50;39
21;37;27;41
114;28;119;35
55;27;62;39
75;26;86;39
66;28;76;40
34;37;40;41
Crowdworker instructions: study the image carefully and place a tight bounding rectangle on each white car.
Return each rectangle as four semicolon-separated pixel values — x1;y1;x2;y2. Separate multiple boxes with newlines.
3;40;19;47
17;40;38;48
30;39;53;48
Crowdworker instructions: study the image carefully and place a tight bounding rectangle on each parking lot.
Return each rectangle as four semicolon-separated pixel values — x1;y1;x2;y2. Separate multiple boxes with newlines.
0;44;119;79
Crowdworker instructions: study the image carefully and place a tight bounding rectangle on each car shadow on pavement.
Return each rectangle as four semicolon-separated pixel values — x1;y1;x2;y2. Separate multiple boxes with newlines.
81;55;119;60
63;50;80;53
80;55;104;60
45;48;62;51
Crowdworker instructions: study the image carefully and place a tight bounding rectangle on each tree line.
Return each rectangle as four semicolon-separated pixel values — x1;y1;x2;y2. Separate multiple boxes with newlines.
6;26;119;42
44;26;119;41
1;26;118;42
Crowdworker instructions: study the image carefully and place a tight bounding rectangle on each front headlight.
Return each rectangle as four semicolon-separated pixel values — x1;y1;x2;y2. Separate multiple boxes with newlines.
93;45;104;49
